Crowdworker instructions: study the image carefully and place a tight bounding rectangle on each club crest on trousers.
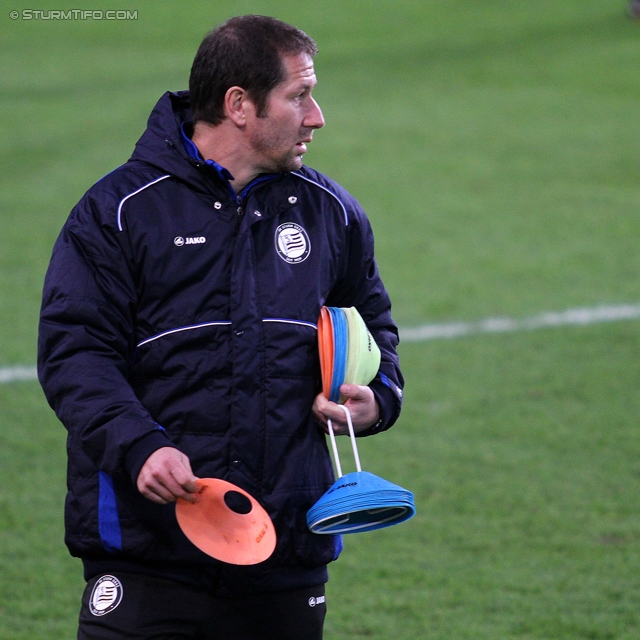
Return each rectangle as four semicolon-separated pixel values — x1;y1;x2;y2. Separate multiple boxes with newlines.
89;575;123;616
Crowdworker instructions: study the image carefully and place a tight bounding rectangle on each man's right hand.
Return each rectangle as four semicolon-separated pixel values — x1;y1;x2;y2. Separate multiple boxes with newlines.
136;447;200;504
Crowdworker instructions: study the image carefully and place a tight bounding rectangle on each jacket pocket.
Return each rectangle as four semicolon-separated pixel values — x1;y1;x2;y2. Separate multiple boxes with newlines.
132;321;232;379
262;318;319;379
130;322;233;435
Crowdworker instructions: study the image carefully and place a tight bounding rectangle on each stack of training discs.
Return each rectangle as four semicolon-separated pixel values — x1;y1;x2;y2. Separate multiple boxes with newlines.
308;306;415;535
318;306;382;402
306;469;415;534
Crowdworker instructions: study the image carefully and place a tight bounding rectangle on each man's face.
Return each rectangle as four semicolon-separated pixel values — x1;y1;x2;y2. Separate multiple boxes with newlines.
246;53;325;174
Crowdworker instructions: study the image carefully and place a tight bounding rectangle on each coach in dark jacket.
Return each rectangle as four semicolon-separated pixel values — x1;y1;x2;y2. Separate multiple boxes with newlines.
38;15;403;640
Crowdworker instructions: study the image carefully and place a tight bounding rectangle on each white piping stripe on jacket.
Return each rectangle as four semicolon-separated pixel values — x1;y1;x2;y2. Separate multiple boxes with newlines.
263;318;318;330
136;318;316;348
291;172;349;226
117;175;171;232
137;321;232;348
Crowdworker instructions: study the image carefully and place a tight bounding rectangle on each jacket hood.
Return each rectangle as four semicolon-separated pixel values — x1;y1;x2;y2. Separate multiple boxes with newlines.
129;91;215;193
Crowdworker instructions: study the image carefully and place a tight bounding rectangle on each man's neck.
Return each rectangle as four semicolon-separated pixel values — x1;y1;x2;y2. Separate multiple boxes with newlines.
191;120;258;194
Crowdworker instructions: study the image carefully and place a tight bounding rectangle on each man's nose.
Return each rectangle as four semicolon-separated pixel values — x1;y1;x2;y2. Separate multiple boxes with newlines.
305;97;325;129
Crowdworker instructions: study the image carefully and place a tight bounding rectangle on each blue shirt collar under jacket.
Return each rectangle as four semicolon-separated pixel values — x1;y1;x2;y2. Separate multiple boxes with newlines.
180;121;235;183
180;121;280;203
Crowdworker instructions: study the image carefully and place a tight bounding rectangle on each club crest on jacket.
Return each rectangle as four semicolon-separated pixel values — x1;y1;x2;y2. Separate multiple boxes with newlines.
275;223;310;264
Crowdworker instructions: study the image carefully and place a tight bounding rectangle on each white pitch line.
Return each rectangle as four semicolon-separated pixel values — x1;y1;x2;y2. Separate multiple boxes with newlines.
399;303;640;342
0;365;38;384
2;304;640;384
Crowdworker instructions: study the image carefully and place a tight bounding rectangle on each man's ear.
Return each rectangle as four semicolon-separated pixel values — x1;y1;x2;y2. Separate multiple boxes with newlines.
224;87;251;127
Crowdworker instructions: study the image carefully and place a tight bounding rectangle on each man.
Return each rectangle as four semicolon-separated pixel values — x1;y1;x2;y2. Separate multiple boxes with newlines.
38;15;403;640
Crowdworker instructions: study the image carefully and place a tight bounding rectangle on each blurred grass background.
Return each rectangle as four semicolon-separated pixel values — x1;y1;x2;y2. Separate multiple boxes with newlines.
1;1;640;638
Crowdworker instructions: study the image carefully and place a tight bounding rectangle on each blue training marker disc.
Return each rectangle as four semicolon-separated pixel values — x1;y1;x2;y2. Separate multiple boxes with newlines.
328;307;348;403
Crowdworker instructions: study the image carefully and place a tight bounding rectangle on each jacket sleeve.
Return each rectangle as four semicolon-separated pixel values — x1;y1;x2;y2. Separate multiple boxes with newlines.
37;189;175;484
325;201;404;436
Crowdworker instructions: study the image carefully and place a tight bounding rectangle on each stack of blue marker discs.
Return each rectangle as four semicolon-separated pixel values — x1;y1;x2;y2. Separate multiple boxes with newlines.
307;470;415;534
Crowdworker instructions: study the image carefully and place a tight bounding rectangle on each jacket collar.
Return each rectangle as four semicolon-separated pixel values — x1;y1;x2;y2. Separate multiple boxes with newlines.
130;92;300;211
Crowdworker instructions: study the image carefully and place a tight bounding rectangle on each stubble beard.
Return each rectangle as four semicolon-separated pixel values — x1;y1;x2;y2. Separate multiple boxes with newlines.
250;125;311;174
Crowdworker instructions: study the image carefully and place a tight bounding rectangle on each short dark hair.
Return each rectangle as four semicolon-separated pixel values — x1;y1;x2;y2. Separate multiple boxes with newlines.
189;15;318;125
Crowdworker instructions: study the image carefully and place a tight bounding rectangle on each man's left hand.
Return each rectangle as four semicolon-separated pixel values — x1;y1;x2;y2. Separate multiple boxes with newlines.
312;384;380;435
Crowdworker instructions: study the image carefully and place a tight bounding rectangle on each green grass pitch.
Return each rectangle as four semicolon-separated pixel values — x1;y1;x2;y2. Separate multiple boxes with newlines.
1;1;640;638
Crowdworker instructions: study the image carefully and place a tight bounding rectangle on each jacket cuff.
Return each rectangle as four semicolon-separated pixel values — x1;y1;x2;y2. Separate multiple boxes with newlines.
124;428;176;485
359;377;402;437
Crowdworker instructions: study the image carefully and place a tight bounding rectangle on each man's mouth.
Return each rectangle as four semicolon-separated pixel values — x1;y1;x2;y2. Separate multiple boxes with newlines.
296;134;313;153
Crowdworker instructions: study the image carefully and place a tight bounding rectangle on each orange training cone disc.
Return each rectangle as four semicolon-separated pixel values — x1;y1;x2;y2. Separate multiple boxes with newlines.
318;306;335;400
176;478;276;565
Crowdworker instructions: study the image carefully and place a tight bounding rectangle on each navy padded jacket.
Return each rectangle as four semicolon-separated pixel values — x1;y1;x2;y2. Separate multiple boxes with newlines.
38;91;403;595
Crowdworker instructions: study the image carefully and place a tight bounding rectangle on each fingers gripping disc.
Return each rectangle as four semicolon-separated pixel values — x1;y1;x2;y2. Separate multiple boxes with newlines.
176;479;276;565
